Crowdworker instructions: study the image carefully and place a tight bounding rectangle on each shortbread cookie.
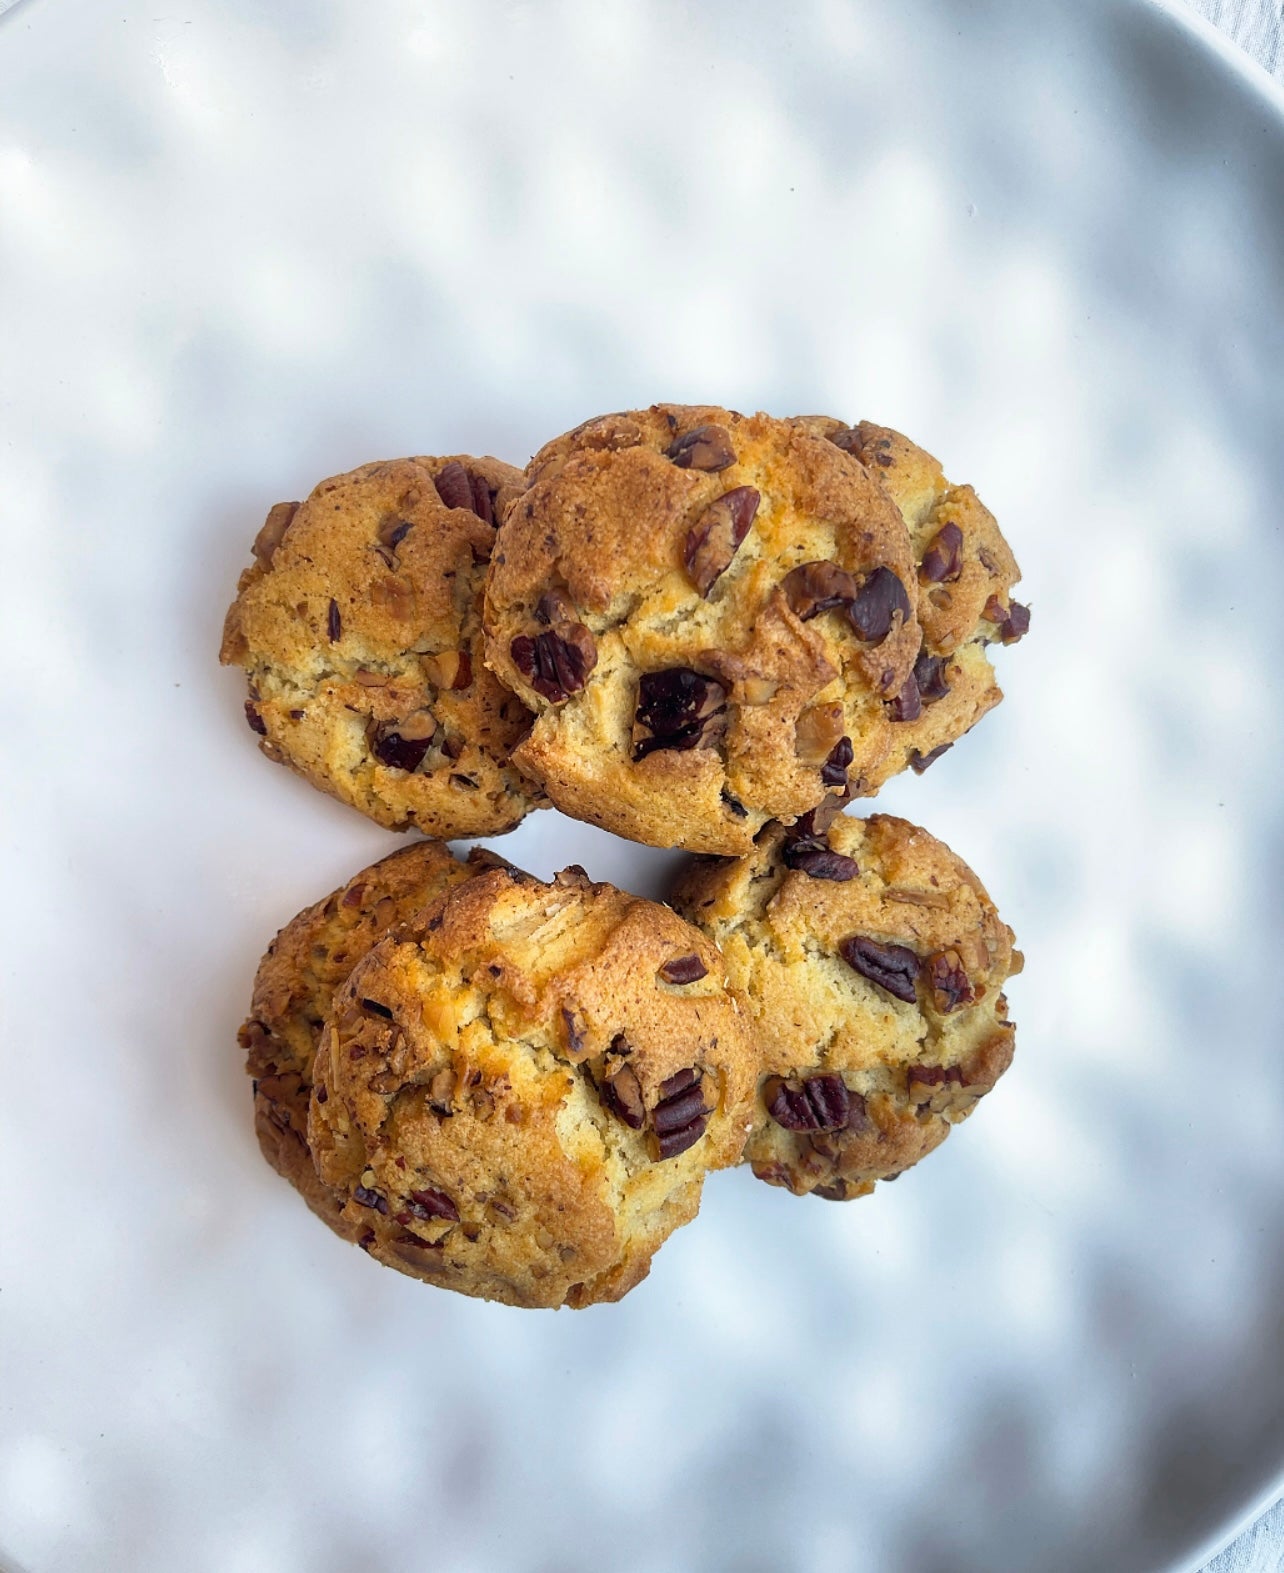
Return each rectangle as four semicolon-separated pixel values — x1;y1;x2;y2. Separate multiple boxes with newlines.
671;812;1019;1200
794;419;1029;786
484;406;923;855
220;455;540;837
239;841;484;1236
308;864;757;1307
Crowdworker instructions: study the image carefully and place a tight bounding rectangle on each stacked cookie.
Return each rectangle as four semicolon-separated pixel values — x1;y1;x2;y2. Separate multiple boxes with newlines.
223;406;1028;1308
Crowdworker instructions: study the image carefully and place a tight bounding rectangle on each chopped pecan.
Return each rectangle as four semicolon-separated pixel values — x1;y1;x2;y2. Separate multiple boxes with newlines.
848;567;911;643
913;648;950;702
659;953;708;984
919;522;964;583
600;1062;646;1129
377;516;414;555
984;595;1031;644
683;485;759;595
820;736;853;788
838;935;920;1002
425;649;472;690
763;1073;850;1132
511;626;596;703
666;424;736;472
251;501;298;567
926;949;975;1013
353;1185;389;1214
632;668;727;760
434;461;475;512
886;674;921;722
908;741;952;774
782;561;858;620
781;839;859;881
794;703;845;766
406;1186;460;1223
651;1067;711;1159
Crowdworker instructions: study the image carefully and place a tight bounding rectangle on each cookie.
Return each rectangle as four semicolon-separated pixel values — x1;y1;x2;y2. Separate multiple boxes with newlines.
671;812;1019;1200
793;419;1030;787
220;455;541;838
239;841;485;1237
483;405;924;855
308;863;757;1307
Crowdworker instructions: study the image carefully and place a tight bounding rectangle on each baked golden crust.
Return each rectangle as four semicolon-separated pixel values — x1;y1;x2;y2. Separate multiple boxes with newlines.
484;406;922;854
220;455;541;837
671;813;1020;1200
308;864;757;1307
239;841;483;1237
792;418;1029;786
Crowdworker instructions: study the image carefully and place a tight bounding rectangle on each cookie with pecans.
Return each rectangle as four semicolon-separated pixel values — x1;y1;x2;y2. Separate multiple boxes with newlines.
483;405;925;855
793;418;1030;787
239;840;491;1238
307;863;756;1308
671;812;1019;1200
220;455;541;838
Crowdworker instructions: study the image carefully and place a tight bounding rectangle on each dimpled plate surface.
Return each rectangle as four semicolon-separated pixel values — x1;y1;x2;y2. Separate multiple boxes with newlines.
1;2;1282;1570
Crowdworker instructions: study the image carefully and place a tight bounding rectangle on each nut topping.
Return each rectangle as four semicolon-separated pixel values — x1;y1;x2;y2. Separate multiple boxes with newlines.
252;501;298;567
683;486;759;595
763;1073;850;1132
666;424;736;472
838;935;920;1003
794;703;845;766
659;954;708;985
926;949;975;1013
782;561;858;621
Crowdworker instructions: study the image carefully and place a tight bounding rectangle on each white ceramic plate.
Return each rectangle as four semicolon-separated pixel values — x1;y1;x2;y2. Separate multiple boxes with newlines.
3;2;1283;1569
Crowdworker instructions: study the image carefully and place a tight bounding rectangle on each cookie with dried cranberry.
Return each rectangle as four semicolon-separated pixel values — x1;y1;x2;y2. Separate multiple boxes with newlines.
307;863;756;1308
483;405;922;855
671;812;1019;1201
220;455;541;837
239;840;490;1238
794;418;1030;786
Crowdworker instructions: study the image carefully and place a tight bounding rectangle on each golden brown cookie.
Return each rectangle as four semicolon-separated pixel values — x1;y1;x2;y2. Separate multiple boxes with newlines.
220;455;541;837
308;863;757;1307
671;812;1019;1200
239;841;486;1238
483;406;923;855
793;419;1030;787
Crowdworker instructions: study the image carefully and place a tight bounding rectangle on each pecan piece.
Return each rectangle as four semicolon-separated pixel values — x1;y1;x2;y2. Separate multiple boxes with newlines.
632;668;727;759
377;516;414;554
434;461;476;512
848;567;911;643
683;485;759;595
600;1062;646;1130
926;949;975;1013
424;649;472;690
782;561;858;620
370;717;436;773
781;838;859;881
913;648;950;702
666;424;736;472
795;703;845;766
839;936;920;1002
651;1067;711;1159
406;1186;460;1223
919;522;964;583
251;501;298;567
887;673;921;723
470;472;494;525
352;1185;389;1214
659;953;708;985
909;741;952;774
511;623;597;703
984;595;1031;644
763;1073;850;1132
820;736;853;788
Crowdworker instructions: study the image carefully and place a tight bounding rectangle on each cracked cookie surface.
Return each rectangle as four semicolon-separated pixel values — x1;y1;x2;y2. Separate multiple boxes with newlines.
220;455;540;837
793;418;1030;787
308;864;756;1307
671;813;1019;1200
484;406;923;855
239;841;487;1238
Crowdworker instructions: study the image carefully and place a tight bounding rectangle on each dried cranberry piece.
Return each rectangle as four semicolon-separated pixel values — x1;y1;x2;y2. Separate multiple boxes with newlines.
919;522;964;583
659;954;708;984
244;700;267;735
353;1185;389;1214
632;668;727;759
327;599;342;642
370;724;434;773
